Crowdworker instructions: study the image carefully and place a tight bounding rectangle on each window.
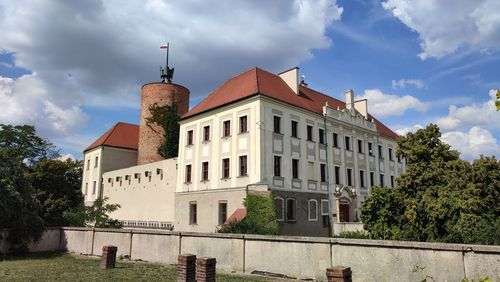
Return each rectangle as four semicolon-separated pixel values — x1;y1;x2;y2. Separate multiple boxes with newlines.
292;159;299;179
308;200;318;221
84;182;88;195
274;197;284;221
378;145;383;158
380;174;384;187
92;181;96;194
239;155;247;176
203;126;210;142
388;148;393;161
334;166;341;184
321;200;330;227
94;156;98;168
187;130;193;145
239;116;248;133
218;202;227;225
274;156;282;177
307;161;315;180
333;133;339;148
185;165;192;183
370;172;375;187
346;168;353;186
391;176;395;187
345;136;351;151
286;198;296;221
291;120;298;138
320;163;327;182
357;139;364;154
202;162;209;181
360;170;365;187
189;202;197;225
397;156;401;163
222;158;230;178
223;120;231;137
273;116;281;133
368;142;373;156
319;129;325;144
86;159;90;170
306;125;313;141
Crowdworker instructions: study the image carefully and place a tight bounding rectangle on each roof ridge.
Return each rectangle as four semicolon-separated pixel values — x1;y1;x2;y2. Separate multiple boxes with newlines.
101;123;120;146
301;85;345;106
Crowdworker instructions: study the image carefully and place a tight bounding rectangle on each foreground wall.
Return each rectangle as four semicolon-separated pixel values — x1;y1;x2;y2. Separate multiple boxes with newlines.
2;228;499;281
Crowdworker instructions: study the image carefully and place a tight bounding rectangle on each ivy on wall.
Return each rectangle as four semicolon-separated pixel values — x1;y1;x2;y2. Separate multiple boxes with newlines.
145;102;180;159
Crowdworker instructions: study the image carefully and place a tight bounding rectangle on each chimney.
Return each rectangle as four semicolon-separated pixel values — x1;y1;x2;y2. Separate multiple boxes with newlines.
345;89;354;110
278;67;299;95
354;99;368;119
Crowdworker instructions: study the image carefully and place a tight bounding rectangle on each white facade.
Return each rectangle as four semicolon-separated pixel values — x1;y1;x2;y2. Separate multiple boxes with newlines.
81;146;137;205
102;158;177;229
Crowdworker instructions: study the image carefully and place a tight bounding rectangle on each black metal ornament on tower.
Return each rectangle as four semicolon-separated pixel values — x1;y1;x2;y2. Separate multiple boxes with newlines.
160;42;174;83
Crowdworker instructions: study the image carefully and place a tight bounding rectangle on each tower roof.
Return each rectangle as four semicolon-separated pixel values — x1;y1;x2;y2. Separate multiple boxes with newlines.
84;122;139;152
182;67;398;139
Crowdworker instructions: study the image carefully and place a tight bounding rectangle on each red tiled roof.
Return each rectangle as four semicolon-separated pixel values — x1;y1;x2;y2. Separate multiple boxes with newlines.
225;208;246;225
182;67;398;139
84;122;139;152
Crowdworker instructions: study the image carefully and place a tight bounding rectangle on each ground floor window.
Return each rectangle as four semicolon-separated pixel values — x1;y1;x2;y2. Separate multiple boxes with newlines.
308;199;318;221
274;197;284;221
286;198;296;222
189;202;197;225
218;201;227;225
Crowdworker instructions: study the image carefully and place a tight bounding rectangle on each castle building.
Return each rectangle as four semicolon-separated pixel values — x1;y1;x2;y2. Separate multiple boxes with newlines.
81;66;404;236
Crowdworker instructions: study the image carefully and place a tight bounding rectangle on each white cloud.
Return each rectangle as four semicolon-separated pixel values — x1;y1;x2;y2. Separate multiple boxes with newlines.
441;126;500;160
435;89;499;131
394;124;424;136
382;0;500;59
57;154;76;161
356;89;428;118
392;78;424;89
0;0;343;144
0;74;88;138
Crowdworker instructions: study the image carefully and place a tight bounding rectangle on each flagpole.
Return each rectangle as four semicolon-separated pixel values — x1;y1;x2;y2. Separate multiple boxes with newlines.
166;42;169;69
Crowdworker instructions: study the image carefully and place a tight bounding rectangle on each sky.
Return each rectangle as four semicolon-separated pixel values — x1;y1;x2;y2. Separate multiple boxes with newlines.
0;0;499;161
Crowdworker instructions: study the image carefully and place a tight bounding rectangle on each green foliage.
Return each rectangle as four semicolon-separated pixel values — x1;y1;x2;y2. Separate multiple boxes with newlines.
496;90;499;111
64;197;122;228
0;124;84;253
219;191;279;235
32;159;83;226
336;230;370;239
145;103;180;159
361;124;500;245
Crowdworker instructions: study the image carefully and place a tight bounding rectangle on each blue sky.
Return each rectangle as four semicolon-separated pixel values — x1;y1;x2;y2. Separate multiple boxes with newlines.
0;0;499;161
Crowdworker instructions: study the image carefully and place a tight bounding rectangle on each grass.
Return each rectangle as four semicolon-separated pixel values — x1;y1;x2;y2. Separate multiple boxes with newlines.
0;252;273;281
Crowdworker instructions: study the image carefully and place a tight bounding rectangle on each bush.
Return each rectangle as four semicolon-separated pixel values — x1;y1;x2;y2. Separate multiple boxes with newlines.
336;230;370;239
218;190;278;235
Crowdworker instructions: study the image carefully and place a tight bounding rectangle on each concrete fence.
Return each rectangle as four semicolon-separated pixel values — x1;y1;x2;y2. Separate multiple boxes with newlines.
1;227;499;281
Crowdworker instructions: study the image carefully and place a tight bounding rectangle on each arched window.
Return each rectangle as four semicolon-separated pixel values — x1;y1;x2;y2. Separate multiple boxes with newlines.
308;199;318;221
274;197;284;221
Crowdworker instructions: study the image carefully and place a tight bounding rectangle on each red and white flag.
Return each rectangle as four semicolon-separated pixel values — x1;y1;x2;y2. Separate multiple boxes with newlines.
160;44;169;49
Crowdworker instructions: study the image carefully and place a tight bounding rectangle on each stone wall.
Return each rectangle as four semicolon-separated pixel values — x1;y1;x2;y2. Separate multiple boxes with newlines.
2;227;499;281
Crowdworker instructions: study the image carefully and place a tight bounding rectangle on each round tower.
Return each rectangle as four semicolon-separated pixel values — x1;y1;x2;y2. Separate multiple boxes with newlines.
137;82;190;165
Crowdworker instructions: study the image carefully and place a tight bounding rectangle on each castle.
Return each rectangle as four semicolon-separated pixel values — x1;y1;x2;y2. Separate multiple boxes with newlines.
81;66;405;236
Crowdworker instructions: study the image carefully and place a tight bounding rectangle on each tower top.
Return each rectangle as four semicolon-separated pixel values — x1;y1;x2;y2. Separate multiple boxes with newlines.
160;43;174;83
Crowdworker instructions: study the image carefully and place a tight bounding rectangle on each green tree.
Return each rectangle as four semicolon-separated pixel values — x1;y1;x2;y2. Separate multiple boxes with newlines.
63;197;122;228
145;103;180;158
361;124;500;245
31;159;83;226
496;89;499;111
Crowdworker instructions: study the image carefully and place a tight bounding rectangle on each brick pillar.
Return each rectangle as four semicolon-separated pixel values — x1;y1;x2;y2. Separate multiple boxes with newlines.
178;254;196;282
196;257;216;282
326;266;352;282
100;245;117;269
